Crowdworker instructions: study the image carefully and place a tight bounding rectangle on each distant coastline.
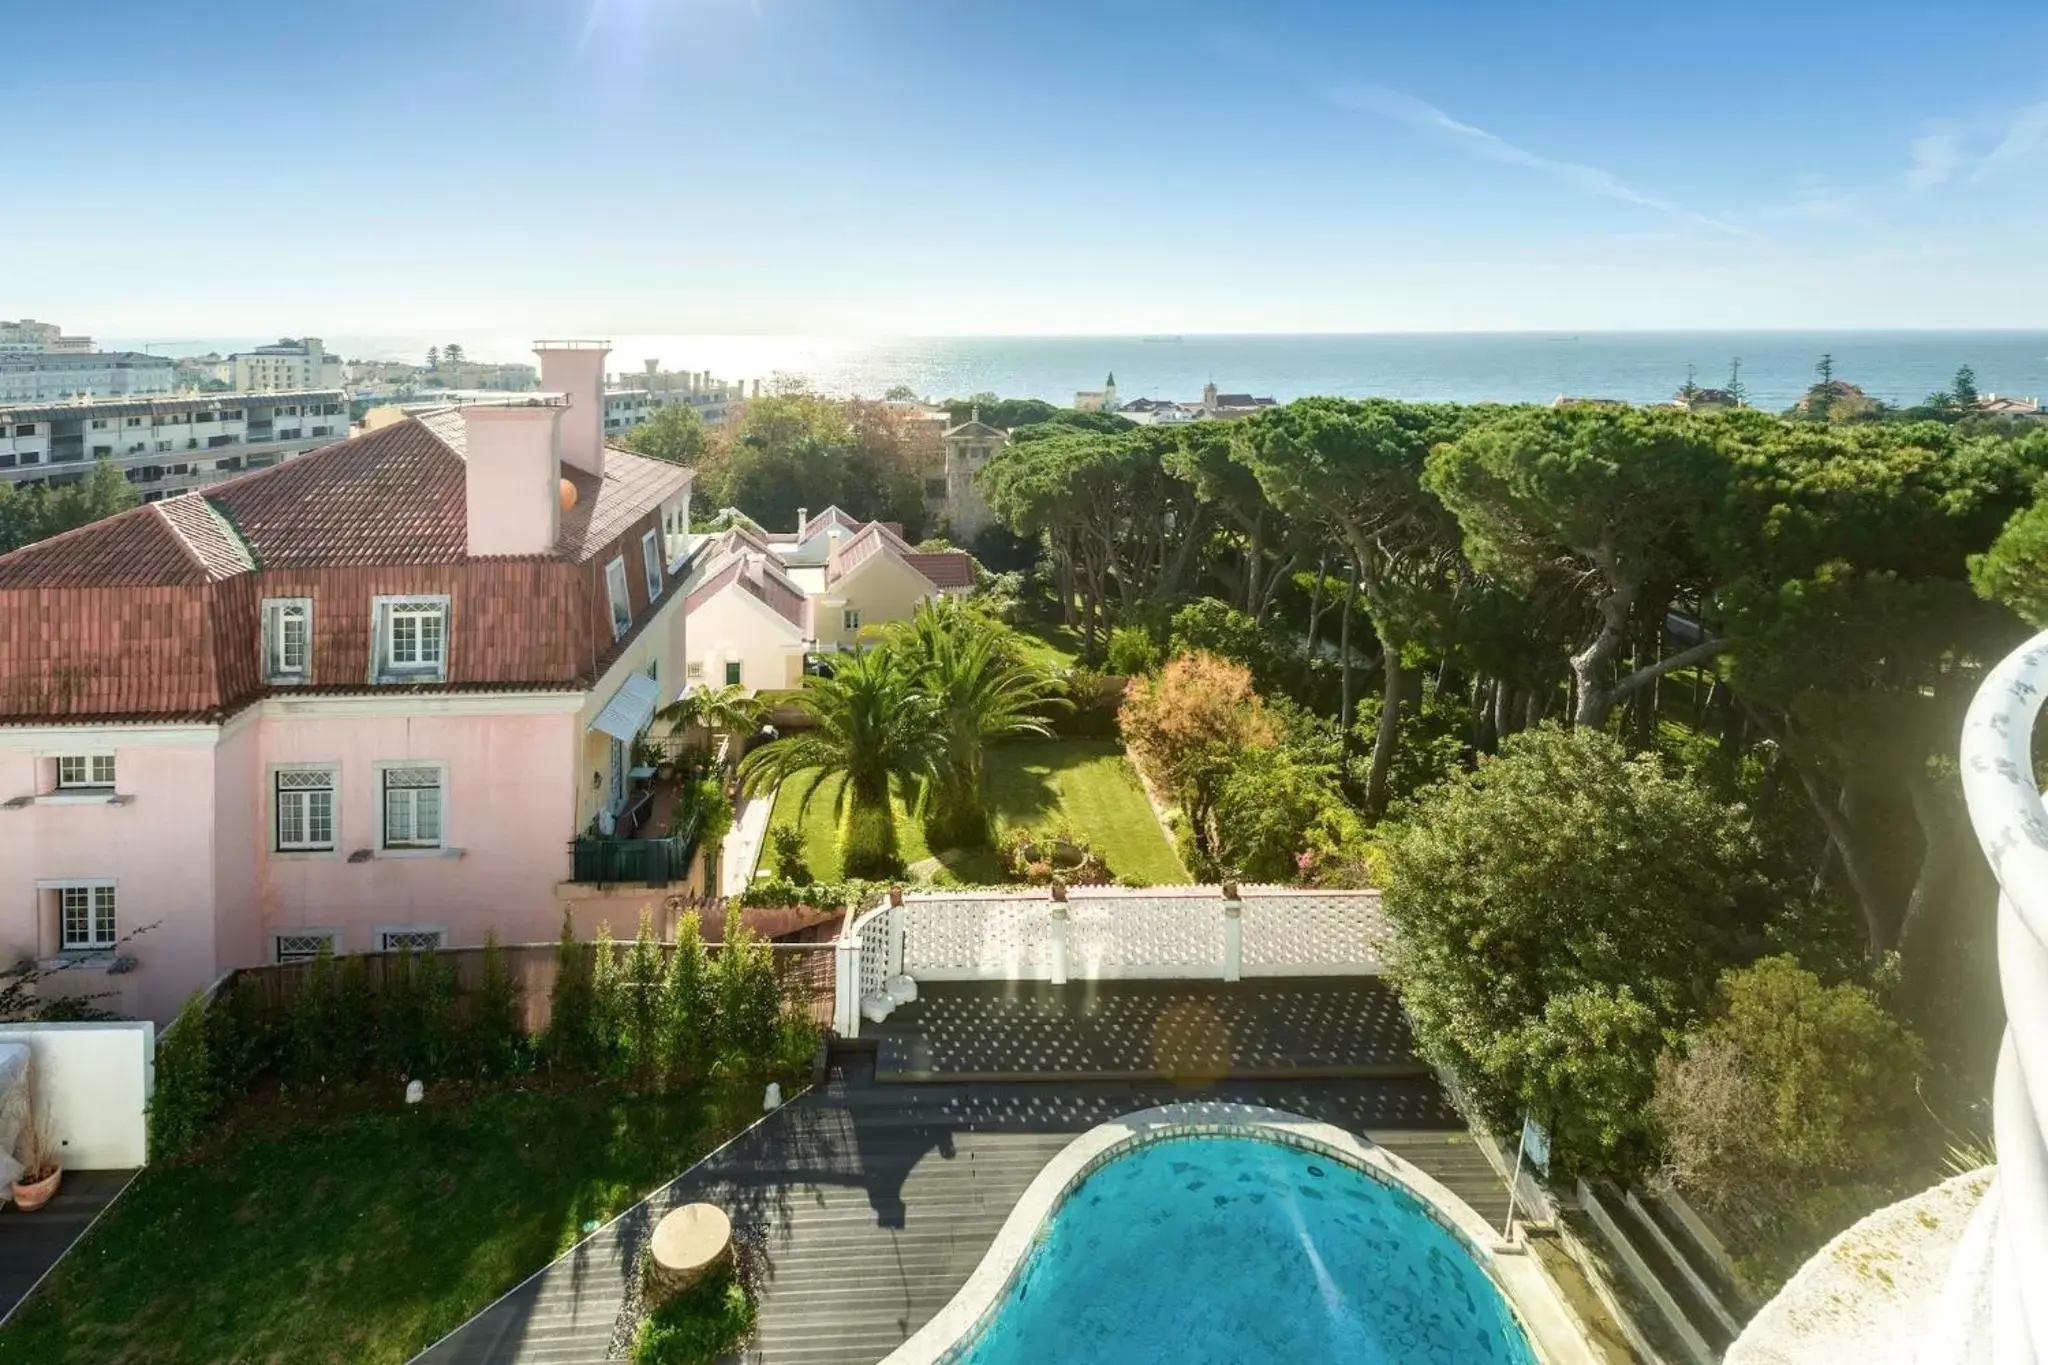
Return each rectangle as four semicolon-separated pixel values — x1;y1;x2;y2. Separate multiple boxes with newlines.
106;330;2048;413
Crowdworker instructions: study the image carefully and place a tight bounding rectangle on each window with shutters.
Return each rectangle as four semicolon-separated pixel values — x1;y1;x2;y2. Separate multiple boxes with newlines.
371;595;449;683
274;768;336;851
641;530;664;601
58;884;117;951
56;754;116;789
263;597;312;683
605;556;632;640
380;765;444;848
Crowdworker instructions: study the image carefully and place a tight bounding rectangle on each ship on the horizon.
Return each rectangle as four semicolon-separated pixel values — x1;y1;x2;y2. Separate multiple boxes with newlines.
1141;334;1184;343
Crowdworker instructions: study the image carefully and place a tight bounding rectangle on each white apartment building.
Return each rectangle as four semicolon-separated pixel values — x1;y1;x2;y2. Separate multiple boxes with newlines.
0;390;348;501
607;361;750;430
231;337;345;393
0;319;94;355
0;350;177;403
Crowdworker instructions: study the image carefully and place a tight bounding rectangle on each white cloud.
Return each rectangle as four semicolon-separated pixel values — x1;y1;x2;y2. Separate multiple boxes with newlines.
1324;83;1756;240
1906;100;2048;188
1907;129;1964;189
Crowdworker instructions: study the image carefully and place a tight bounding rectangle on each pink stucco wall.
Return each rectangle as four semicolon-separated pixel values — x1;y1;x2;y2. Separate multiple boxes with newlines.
257;708;580;952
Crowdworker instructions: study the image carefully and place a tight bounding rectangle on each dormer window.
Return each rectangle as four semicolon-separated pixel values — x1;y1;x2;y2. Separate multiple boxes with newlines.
605;557;631;641
372;595;449;683
263;597;312;683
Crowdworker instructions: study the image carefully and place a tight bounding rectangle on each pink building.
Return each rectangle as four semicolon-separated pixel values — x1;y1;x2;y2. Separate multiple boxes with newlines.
0;342;696;1021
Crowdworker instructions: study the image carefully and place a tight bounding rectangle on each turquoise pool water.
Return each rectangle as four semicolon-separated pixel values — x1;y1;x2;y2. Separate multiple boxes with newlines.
956;1135;1536;1365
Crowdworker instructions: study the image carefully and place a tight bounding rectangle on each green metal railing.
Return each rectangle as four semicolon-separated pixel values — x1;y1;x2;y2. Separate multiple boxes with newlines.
568;807;704;888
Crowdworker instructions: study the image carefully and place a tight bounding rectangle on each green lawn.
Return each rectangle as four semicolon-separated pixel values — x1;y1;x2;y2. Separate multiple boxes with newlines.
1011;621;1085;670
765;738;1187;886
0;1082;770;1365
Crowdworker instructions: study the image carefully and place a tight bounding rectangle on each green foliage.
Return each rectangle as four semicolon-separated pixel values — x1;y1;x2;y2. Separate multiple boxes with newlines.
1380;725;1781;1178
1105;625;1162;676
1120;652;1279;870
1202;709;1354;882
632;1266;756;1365
1167;598;1293;695
712;909;780;1065
590;924;626;1077
944;395;1062;429
544;912;601;1075
1348;690;1469;810
767;824;813;885
379;948;460;1081
1498;985;1667;1181
838;802;899;878
469;931;524;1078
622;912;668;1083
207;974;276;1097
1050;666;1124;738
0;456;142;555
285;944;345;1086
149;993;218;1162
616;403;709;466
1972;485;2048;627
663;912;715;1081
738;876;895;911
1653;955;1927;1215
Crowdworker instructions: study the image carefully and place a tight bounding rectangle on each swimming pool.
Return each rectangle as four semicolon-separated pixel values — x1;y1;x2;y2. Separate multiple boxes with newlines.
952;1133;1539;1365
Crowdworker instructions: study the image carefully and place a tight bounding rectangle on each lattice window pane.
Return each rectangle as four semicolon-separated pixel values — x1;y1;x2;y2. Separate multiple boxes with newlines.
275;933;334;963
276;770;336;850
382;768;442;847
379;929;446;952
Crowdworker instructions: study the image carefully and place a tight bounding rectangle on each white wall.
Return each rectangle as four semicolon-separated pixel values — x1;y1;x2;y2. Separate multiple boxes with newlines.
0;1021;155;1169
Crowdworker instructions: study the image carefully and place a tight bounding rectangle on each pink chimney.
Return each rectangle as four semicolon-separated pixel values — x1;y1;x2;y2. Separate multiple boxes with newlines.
534;340;610;478
462;399;565;557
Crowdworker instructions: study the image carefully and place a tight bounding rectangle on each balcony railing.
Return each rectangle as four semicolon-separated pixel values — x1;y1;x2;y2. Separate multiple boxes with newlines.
1949;629;2048;1363
568;808;703;888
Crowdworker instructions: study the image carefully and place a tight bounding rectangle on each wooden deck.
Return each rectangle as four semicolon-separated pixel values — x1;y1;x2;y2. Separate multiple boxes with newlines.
418;1063;1506;1365
0;1169;136;1326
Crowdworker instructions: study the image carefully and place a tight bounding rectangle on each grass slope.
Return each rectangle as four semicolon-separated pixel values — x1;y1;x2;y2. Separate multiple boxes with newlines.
765;738;1186;886
0;1082;765;1365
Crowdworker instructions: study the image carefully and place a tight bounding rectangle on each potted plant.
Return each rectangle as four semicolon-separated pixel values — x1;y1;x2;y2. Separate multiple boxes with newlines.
11;1088;60;1212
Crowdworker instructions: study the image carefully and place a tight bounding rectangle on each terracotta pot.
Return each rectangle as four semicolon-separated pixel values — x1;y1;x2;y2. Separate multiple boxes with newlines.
12;1165;61;1212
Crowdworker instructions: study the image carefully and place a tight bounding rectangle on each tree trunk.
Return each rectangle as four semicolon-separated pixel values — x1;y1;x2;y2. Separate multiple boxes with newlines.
1303;551;1327;661
1365;655;1405;817
1492;680;1513;744
1898;773;1962;964
1789;760;1896;958
1338;564;1357;737
1571;564;1636;728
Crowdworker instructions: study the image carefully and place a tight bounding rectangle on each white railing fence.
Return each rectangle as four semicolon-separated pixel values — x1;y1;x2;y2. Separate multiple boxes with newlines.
1947;630;2048;1364
833;886;1388;1035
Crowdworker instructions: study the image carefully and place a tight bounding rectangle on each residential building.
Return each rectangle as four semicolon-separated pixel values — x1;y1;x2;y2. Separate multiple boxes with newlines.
612;360;747;427
1672;386;1741;412
1074;372;1119;413
927;411;1008;540
0;390;347;501
173;353;237;389
1114;397;1204;425
1200;381;1277;419
1976;393;2043;417
0;341;696;1023
0;320;94;355
0;349;177;403
231;337;345;393
681;508;973;692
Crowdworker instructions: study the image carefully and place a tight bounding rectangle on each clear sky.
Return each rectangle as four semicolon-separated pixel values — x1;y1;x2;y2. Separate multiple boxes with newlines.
8;0;2048;336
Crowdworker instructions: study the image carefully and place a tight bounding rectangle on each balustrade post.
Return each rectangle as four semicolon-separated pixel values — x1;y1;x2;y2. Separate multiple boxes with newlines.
1221;881;1243;982
833;935;859;1036
886;884;906;979
1050;882;1069;985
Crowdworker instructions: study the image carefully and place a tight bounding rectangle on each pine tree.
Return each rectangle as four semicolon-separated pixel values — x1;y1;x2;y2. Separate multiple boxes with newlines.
1727;357;1748;407
470;930;524;1077
590;922;625;1077
544;911;597;1074
1953;364;1979;406
622;910;666;1084
663;911;713;1083
1816;353;1834;385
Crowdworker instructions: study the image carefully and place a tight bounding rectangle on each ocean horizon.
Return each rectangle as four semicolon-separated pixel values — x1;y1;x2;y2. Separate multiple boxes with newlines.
106;330;2048;414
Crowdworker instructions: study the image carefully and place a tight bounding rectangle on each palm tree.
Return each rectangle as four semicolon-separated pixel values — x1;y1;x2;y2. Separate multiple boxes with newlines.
887;599;1066;850
655;682;765;763
737;649;941;877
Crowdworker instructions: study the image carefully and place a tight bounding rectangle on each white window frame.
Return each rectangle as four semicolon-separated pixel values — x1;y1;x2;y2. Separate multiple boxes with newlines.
55;754;116;789
371;594;449;684
377;763;446;851
605;556;632;641
842;607;862;632
272;766;338;853
272;928;343;963
54;881;118;952
375;926;448;952
263;596;313;684
641;530;664;601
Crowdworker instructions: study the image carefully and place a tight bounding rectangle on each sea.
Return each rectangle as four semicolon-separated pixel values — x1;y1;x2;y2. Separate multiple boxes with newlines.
109;332;2048;414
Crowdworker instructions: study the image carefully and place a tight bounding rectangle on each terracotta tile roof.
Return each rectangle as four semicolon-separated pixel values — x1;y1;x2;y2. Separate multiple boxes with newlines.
555;448;692;563
0;502;213;588
825;520;943;587
903;550;976;589
208;418;470;566
156;494;256;579
685;550;808;632
797;506;861;541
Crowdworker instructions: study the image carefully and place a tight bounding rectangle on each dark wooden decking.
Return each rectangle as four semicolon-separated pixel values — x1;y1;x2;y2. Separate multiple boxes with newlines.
418;1064;1506;1365
874;978;1427;1082
0;1169;136;1325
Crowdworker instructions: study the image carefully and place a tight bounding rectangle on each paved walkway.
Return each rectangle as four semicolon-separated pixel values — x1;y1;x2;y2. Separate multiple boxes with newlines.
415;1065;1504;1365
0;1169;136;1325
721;792;774;897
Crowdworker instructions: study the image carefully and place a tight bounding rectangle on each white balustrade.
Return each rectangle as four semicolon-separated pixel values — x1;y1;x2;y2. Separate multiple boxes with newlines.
832;886;1386;1035
1945;630;2048;1364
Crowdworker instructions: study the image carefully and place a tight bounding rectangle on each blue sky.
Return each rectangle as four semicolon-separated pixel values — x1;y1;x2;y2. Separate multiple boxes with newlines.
7;0;2048;335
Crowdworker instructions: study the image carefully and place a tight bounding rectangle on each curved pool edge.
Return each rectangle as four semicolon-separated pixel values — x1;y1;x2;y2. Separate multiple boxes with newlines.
878;1101;1595;1365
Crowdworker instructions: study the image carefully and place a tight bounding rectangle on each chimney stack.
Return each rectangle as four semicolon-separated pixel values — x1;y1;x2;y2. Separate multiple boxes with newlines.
796;506;808;535
533;341;610;479
462;400;565;557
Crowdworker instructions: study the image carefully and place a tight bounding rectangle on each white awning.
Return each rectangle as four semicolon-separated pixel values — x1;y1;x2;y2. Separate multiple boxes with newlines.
589;672;662;742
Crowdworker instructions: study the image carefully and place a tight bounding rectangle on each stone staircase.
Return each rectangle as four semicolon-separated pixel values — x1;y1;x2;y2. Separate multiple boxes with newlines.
1577;1179;1753;1363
